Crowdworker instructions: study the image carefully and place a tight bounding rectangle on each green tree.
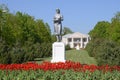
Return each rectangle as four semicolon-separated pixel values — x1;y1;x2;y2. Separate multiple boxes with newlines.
62;27;73;35
0;4;53;63
89;21;110;40
86;12;120;65
109;12;120;44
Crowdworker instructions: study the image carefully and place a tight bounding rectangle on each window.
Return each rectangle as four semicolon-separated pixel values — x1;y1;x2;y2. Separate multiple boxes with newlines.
74;38;80;42
83;38;87;42
68;38;72;42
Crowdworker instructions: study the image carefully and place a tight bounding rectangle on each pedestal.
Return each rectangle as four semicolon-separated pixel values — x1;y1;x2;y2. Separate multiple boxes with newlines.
51;42;66;63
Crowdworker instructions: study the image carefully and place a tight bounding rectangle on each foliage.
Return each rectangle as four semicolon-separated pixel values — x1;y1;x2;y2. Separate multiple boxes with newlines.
95;40;120;66
62;27;73;35
65;44;71;50
85;40;98;57
51;34;57;42
86;12;120;65
33;42;52;58
0;5;53;64
0;5;52;44
89;21;110;40
86;39;120;66
0;70;120;80
109;12;120;44
0;41;52;64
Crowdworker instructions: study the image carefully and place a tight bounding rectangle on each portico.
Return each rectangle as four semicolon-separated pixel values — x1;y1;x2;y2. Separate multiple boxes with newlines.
62;32;90;48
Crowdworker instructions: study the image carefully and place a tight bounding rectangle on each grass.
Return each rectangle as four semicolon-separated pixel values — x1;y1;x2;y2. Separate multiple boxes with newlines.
35;49;97;65
66;50;97;65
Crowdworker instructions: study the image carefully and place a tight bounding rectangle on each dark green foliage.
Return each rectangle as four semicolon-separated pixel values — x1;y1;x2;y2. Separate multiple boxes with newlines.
94;40;120;66
33;42;52;58
86;12;120;66
0;41;52;64
65;44;71;50
0;41;31;64
85;40;98;57
62;27;73;35
86;36;120;66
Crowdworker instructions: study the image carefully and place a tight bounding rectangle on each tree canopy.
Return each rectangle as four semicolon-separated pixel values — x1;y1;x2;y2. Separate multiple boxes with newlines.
89;12;120;44
0;9;52;45
0;4;52;64
62;27;73;35
86;12;120;65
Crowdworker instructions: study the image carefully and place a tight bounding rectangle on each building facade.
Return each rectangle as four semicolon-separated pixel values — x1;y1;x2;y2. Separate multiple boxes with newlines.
62;32;90;49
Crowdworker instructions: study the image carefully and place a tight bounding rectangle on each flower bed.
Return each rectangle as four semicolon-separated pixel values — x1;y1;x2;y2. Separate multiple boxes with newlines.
0;61;120;79
0;61;120;72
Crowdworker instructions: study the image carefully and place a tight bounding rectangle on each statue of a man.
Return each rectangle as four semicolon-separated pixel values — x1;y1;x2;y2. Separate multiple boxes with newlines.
53;9;63;42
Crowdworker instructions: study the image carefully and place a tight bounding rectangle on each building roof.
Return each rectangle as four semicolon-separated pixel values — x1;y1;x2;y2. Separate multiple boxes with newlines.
62;32;89;38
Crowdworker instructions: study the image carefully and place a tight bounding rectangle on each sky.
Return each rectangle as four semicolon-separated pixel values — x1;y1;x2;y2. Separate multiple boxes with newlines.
0;0;120;34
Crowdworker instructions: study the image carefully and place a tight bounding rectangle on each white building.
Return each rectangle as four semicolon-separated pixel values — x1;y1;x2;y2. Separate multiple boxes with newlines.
62;32;90;49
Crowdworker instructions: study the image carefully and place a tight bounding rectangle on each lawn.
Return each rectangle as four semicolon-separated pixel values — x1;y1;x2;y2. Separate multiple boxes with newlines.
66;50;97;65
35;49;97;65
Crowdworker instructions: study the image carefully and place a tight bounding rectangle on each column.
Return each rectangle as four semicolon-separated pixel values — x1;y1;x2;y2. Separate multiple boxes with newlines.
71;37;74;48
80;37;83;48
84;37;89;48
86;37;89;43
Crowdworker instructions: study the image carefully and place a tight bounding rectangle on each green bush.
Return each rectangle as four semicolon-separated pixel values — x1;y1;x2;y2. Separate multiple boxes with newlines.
0;41;52;64
86;39;120;66
33;42;52;58
65;44;71;50
96;40;120;66
86;38;102;57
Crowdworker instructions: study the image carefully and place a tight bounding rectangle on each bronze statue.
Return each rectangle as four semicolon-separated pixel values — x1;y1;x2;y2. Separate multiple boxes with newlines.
53;9;63;42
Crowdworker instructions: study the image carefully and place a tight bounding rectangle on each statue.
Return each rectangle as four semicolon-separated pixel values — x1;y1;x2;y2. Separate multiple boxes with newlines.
53;9;63;42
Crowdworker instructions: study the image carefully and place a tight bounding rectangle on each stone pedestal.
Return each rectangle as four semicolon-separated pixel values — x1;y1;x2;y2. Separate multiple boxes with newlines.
51;42;66;63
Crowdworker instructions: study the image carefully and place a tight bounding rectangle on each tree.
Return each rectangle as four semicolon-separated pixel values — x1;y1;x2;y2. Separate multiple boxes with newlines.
109;12;120;44
86;12;120;65
62;27;73;35
45;23;51;35
0;4;53;63
89;21;110;40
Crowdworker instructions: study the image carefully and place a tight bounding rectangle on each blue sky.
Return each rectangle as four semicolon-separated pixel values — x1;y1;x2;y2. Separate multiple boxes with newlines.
0;0;120;34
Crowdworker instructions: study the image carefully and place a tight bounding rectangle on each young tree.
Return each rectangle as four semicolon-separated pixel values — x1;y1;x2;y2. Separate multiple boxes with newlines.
62;27;73;35
89;21;110;40
109;12;120;44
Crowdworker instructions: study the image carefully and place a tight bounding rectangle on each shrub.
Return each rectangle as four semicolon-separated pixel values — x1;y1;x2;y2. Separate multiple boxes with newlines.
65;44;71;50
0;41;52;64
86;39;120;66
86;38;103;57
96;40;120;66
33;42;52;58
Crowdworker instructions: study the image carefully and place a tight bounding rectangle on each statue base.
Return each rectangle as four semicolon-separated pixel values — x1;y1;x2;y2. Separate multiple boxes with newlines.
51;42;66;63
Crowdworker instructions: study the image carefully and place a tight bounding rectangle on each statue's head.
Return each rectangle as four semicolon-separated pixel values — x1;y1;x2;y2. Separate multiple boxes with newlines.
56;8;60;13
